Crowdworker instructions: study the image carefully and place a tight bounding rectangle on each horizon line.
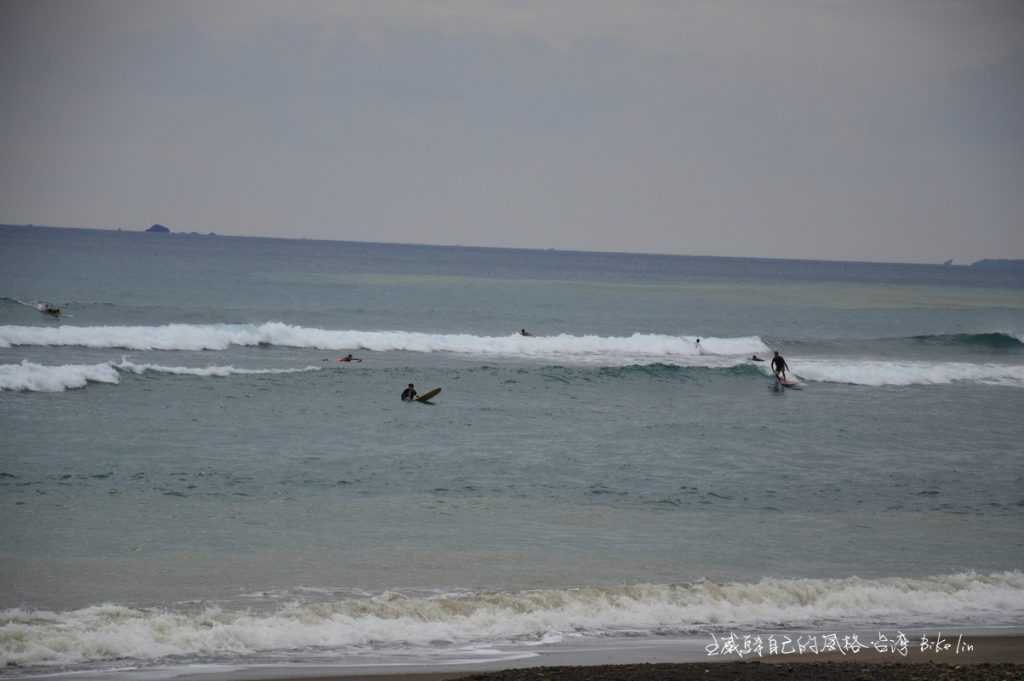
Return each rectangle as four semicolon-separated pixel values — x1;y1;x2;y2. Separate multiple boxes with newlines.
1;222;1016;269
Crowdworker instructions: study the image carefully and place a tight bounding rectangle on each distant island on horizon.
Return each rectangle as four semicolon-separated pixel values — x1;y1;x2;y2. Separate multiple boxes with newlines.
3;222;1023;269
142;224;217;237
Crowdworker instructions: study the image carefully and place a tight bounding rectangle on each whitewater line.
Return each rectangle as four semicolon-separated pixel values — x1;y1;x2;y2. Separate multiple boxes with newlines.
789;358;1024;387
0;323;768;357
0;360;324;392
1;571;1021;667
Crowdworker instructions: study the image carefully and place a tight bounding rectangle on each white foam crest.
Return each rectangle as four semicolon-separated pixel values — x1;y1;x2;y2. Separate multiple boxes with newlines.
0;323;768;360
0;360;323;392
2;572;1021;667
113;359;323;378
0;360;120;392
792;358;1024;387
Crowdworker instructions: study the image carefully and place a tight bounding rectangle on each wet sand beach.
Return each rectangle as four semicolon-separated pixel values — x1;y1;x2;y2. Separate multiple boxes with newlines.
219;662;1024;681
187;634;1024;681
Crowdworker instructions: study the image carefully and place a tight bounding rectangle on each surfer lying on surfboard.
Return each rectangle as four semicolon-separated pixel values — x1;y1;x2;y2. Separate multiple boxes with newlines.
337;354;362;363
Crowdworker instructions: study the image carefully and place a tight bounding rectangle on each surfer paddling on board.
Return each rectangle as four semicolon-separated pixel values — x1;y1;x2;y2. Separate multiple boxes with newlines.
337;354;362;363
751;355;764;362
520;329;533;337
771;351;790;382
401;384;417;401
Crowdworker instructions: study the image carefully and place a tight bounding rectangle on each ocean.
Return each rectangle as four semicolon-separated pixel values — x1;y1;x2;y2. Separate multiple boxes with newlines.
1;225;1023;678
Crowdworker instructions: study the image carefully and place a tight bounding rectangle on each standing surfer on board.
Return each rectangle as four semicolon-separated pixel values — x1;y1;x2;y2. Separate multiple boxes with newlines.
771;351;790;382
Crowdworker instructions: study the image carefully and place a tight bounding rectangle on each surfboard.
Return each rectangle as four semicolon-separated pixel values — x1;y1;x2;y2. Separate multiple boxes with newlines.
416;387;441;403
778;378;802;390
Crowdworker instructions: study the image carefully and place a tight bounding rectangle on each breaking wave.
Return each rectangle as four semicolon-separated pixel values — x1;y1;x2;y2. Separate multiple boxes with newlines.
908;332;1024;349
0;361;120;392
1;571;1021;668
5;357;1022;392
549;361;1024;387
0;360;323;392
792;359;1024;387
593;362;763;380
0;323;768;361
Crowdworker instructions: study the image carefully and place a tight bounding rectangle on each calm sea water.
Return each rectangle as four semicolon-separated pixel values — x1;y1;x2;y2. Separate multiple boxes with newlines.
1;225;1023;677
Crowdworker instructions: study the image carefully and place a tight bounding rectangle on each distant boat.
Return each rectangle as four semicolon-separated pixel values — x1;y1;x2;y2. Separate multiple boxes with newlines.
943;259;953;266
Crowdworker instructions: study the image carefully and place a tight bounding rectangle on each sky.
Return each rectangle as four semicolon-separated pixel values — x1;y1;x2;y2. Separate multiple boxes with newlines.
1;1;1022;263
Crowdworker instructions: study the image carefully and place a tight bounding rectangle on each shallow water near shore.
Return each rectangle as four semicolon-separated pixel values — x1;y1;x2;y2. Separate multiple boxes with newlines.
1;226;1023;678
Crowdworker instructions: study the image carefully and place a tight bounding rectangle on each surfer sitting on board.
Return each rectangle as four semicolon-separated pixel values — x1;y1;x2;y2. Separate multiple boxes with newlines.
771;351;790;381
337;354;362;363
401;384;417;401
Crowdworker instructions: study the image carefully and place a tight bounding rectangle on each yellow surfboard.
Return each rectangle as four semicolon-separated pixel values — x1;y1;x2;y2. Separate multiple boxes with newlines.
416;387;442;402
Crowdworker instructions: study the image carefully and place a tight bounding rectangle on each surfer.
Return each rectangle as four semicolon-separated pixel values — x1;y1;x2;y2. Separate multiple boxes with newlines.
771;351;790;381
337;354;362;363
751;355;764;362
401;383;417;401
520;329;532;337
41;304;61;317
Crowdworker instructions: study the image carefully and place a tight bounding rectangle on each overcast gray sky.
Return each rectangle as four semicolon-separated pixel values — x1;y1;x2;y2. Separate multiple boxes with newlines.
2;0;1022;262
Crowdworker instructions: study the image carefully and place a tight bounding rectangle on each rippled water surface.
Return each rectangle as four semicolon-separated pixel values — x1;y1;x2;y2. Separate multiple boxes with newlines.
1;226;1023;676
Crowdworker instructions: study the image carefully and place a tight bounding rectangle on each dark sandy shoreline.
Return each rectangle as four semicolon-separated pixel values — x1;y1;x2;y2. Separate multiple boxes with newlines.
181;634;1024;681
380;662;1023;681
212;662;1024;681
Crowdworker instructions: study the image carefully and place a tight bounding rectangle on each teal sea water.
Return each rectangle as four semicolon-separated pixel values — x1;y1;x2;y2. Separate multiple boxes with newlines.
1;226;1023;677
